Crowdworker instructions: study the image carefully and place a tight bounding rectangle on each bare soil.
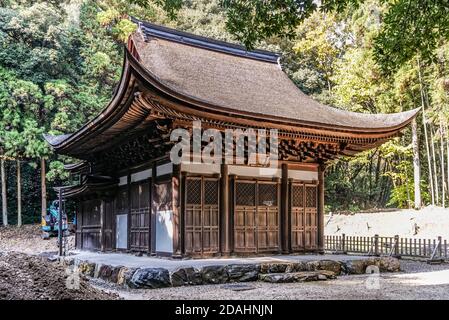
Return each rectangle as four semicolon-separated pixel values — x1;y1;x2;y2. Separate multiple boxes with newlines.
0;224;74;254
0;251;118;300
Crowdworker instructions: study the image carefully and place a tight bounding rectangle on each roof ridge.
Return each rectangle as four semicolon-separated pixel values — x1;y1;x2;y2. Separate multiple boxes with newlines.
130;17;280;63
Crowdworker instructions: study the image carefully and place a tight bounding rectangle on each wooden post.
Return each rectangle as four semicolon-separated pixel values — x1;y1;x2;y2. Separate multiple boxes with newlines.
317;164;325;253
220;164;230;256
438;236;443;258
280;163;289;253
172;164;182;258
126;172;131;252
150;163;157;256
230;174;236;254
41;158;47;219
17;160;22;227
1;158;7;226
58;188;63;256
100;200;105;252
374;234;379;256
342;233;346;253
394;235;399;257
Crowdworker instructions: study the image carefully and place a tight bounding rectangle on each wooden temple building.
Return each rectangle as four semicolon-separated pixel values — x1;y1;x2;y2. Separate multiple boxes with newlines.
44;19;418;258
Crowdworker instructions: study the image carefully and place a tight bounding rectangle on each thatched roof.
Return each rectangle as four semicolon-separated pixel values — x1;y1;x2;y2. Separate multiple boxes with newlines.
44;19;419;158
134;20;417;130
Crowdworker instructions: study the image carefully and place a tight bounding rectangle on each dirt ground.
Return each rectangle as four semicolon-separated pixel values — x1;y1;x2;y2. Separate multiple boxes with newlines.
91;259;449;300
0;225;114;300
0;251;118;300
0;224;74;254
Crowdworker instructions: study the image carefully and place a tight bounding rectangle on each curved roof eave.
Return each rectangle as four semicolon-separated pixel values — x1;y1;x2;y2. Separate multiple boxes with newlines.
46;48;419;155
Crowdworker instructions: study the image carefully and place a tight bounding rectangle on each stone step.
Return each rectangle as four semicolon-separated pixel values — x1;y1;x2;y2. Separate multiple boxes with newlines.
259;271;337;283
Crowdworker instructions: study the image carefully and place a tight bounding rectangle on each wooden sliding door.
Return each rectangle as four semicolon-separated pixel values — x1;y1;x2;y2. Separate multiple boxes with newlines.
184;177;219;255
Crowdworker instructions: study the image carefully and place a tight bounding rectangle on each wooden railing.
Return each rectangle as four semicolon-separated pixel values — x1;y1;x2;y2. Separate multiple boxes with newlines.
325;234;448;261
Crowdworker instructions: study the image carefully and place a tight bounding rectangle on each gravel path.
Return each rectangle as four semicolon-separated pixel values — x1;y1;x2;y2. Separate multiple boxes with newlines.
91;260;449;300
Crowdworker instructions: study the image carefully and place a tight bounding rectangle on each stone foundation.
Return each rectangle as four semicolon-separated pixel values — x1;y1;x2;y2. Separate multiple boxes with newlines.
67;256;401;289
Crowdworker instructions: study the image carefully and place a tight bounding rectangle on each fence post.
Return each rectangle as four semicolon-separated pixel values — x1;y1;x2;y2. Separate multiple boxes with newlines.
341;233;346;253
438;236;442;259
394;235;399;257
374;234;379;256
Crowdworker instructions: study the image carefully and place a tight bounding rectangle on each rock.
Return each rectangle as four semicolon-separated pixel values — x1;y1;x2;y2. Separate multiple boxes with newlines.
97;265;123;283
98;265;113;281
77;261;96;277
117;267;137;287
201;265;229;284
129;268;171;289
110;266;123;283
226;264;259;282
316;260;343;275
170;267;203;286
305;260;321;271
344;259;367;274
378;257;401;272
259;271;336;283
260;262;294;273
93;264;103;278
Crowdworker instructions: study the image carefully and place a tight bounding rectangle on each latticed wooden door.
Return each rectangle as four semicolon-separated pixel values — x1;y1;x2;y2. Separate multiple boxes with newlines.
290;182;318;251
184;177;219;255
129;181;150;251
234;180;279;253
234;181;257;253
304;184;318;249
291;183;305;251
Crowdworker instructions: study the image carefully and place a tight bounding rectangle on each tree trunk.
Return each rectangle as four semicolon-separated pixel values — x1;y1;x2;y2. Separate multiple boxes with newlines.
1;159;7;226
417;58;434;205
412;119;421;209
440;122;446;207
17;160;22;227
446;124;449;207
430;127;440;205
41;158;47;218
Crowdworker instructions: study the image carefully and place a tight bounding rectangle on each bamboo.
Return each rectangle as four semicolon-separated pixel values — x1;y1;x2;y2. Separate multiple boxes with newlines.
430;127;439;205
440;122;446;207
412;119;421;208
417;58;435;205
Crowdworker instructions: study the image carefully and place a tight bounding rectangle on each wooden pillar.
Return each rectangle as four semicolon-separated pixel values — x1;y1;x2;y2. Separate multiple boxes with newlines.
150;163;157;255
229;174;236;254
172;163;182;258
280;163;290;253
317;164;325;253
100;200;105;252
220;164;231;256
126;172;131;252
147;175;152;255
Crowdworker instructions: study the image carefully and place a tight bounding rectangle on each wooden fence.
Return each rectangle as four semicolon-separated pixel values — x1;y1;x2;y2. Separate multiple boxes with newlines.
325;234;448;261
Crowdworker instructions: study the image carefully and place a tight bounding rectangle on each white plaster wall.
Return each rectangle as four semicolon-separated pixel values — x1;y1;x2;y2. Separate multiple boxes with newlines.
155;210;174;253
118;176;127;186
